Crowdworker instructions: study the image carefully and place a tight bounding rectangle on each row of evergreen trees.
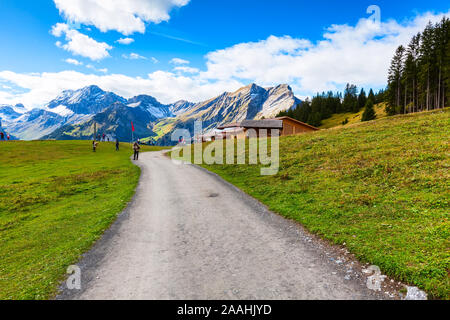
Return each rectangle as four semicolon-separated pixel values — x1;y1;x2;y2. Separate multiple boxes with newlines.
277;86;383;127
277;17;449;127
386;17;449;115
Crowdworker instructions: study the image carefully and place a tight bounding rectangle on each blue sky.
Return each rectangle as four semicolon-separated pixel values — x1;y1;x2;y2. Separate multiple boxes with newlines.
0;0;449;107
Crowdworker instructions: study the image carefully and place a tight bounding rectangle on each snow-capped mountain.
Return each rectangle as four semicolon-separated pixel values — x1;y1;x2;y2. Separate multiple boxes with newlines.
8;109;63;140
43;102;158;141
127;95;174;119
0;104;26;121
3;86;174;140
2;83;300;143
42;93;178;141
47;85;126;115
0;104;26;138
0;105;92;140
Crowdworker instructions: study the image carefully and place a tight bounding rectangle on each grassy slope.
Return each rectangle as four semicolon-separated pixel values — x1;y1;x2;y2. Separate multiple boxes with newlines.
145;118;177;143
198;109;449;299
320;103;388;129
0;141;166;300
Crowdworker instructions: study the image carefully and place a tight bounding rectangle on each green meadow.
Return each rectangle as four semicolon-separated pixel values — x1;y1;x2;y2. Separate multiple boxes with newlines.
186;109;450;299
0;140;166;300
1;109;449;300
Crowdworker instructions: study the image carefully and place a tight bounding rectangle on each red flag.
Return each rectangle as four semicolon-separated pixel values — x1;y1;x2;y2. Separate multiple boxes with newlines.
131;121;135;132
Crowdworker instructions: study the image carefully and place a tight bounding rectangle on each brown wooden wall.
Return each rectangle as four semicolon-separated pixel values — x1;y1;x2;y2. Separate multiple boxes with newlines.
281;118;317;136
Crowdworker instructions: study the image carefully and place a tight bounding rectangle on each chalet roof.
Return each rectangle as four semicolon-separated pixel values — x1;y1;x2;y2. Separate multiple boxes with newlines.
241;119;283;129
275;117;320;131
217;122;241;129
218;120;283;130
217;117;319;131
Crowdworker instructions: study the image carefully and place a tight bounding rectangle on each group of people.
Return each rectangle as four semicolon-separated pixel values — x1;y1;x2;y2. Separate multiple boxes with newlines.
91;137;142;161
0;131;11;141
92;137;121;152
95;133;110;142
178;137;186;146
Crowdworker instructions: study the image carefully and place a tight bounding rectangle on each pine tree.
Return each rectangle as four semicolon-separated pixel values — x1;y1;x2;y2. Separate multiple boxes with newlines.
405;33;421;112
418;22;435;111
386;45;405;115
343;84;358;113
307;112;322;127
368;89;375;103
361;99;376;122
445;36;450;106
437;17;450;108
374;89;385;104
357;88;367;111
384;17;449;113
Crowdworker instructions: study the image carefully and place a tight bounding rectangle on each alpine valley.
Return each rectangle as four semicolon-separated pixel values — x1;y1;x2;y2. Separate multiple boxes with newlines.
0;83;300;145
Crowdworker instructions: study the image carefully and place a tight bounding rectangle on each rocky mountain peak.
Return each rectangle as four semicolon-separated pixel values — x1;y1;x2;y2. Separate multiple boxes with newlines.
3;83;300;143
47;85;126;115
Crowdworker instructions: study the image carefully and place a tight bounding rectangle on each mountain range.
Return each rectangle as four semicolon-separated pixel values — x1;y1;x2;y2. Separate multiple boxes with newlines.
0;83;301;145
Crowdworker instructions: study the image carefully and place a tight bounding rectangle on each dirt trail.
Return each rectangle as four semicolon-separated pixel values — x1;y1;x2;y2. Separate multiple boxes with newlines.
58;151;388;300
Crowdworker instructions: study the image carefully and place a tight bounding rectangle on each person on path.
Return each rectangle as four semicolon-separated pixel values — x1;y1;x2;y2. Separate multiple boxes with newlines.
116;138;120;151
133;141;141;160
93;140;98;152
0;132;4;140
102;133;106;142
6;133;10;141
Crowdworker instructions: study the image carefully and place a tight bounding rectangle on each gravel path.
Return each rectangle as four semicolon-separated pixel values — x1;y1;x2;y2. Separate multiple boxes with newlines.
57;151;388;300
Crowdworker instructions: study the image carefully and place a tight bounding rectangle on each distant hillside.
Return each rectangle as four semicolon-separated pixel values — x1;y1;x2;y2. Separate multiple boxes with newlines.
320;103;388;129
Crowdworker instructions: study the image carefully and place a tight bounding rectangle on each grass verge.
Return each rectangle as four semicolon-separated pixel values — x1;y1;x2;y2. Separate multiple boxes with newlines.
0;140;166;299
181;109;449;299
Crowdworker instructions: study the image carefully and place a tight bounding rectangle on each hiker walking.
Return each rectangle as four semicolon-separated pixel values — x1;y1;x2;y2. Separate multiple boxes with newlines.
6;133;10;141
133;141;141;160
102;133;106;141
93;140;98;152
116;138;120;151
0;132;4;140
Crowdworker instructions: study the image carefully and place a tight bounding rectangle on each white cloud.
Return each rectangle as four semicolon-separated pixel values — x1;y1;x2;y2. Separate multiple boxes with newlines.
0;70;242;107
64;58;83;66
122;53;148;60
51;23;112;61
169;58;190;65
86;65;108;73
200;11;450;95
116;37;135;45
151;57;159;64
174;66;199;74
53;0;191;35
1;10;449;109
